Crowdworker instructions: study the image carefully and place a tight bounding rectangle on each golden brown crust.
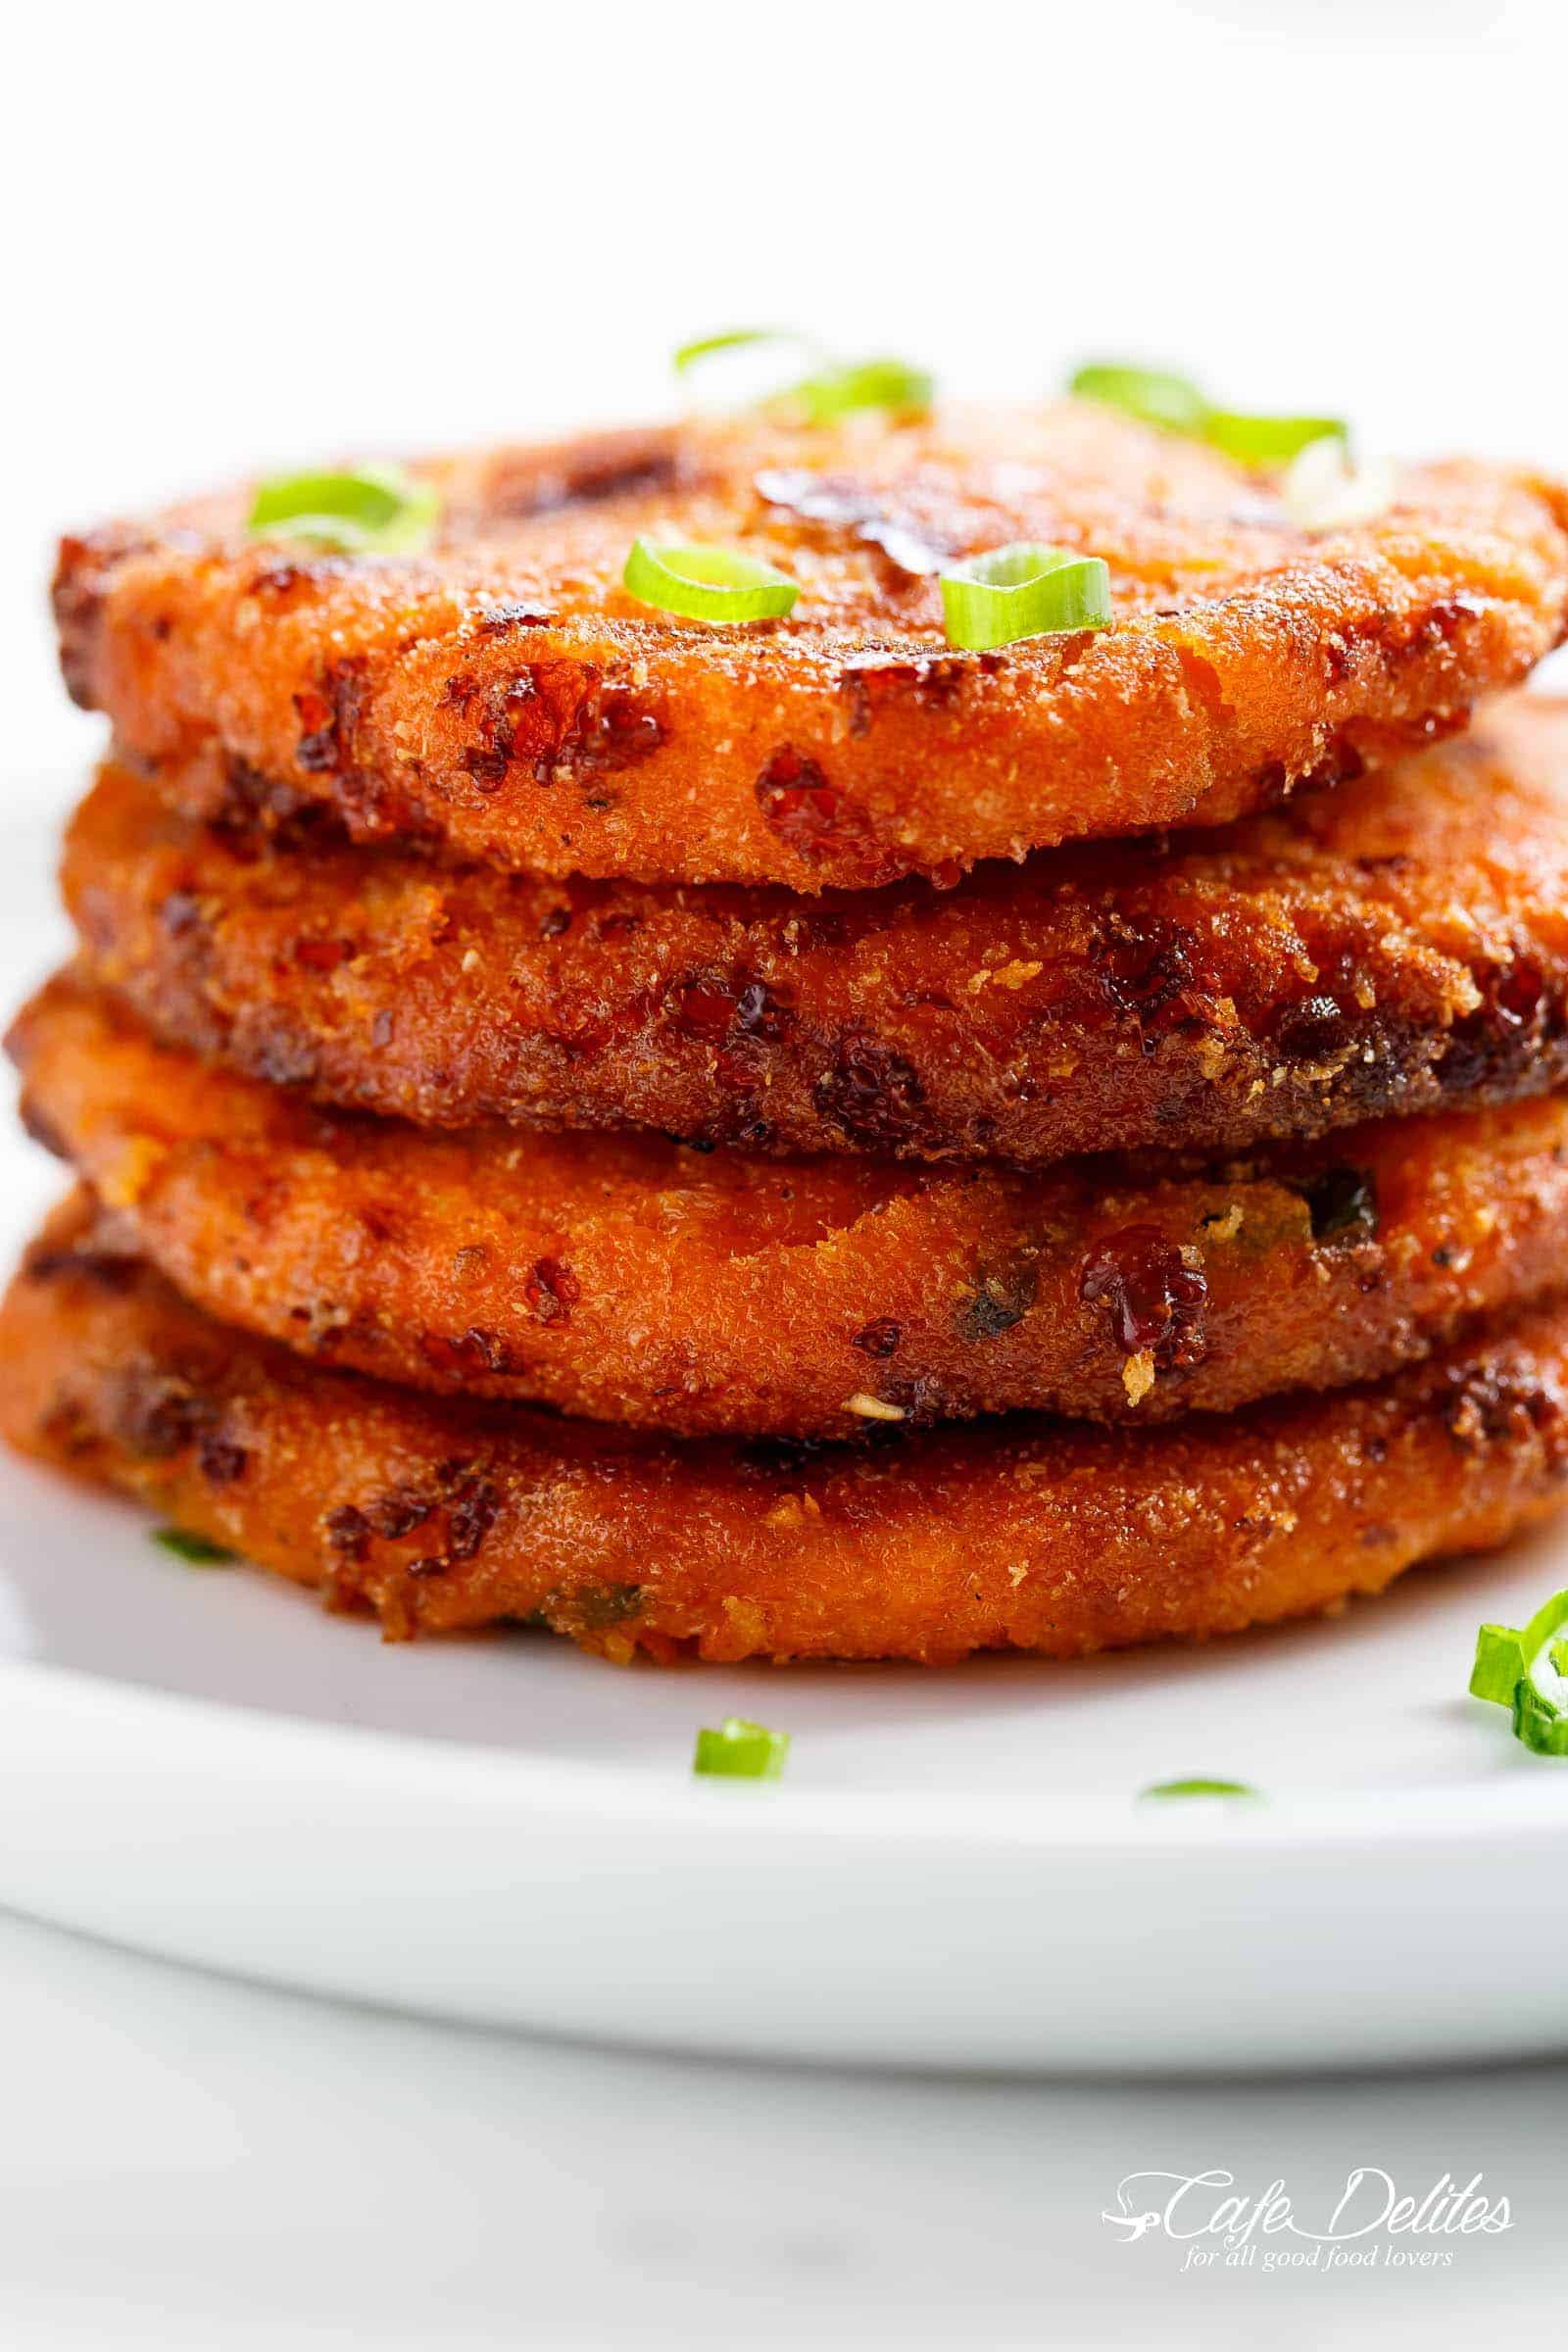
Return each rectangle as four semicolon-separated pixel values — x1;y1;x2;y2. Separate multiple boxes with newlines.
54;405;1568;886
6;1194;1568;1663
67;701;1568;1164
17;973;1568;1439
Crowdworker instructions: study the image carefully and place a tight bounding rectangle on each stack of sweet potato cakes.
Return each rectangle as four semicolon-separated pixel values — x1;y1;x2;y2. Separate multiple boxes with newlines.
7;386;1568;1664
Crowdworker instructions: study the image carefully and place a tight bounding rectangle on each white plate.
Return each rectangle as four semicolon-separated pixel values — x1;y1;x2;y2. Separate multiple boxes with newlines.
0;781;1565;2074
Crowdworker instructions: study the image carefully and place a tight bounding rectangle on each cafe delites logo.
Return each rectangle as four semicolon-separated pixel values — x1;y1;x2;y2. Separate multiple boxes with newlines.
1102;2168;1513;2274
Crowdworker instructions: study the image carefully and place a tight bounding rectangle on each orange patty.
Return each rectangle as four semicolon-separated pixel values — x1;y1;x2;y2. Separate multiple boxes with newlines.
16;973;1568;1439
54;404;1568;887
5;1194;1568;1663
67;700;1568;1163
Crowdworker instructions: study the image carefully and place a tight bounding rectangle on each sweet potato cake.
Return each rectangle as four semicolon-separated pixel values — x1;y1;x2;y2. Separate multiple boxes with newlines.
68;701;1568;1164
16;973;1568;1439
6;1194;1568;1663
53;405;1568;888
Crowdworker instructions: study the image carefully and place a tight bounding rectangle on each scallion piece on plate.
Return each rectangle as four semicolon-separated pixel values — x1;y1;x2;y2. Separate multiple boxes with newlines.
1140;1777;1259;1801
1470;1586;1568;1756
1068;363;1209;435
152;1526;236;1566
247;464;439;555
623;537;800;624
693;1716;791;1780
772;357;935;425
940;542;1111;652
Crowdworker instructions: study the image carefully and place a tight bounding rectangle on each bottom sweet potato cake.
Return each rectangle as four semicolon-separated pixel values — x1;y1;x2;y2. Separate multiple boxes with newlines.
5;1192;1568;1664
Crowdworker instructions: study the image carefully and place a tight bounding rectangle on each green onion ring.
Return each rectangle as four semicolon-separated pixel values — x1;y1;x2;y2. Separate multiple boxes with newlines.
247;463;438;555
673;327;806;374
771;357;935;426
1069;362;1349;472
940;542;1111;652
693;1716;791;1780
1201;410;1348;466
1470;1585;1568;1755
1068;363;1209;435
622;538;800;624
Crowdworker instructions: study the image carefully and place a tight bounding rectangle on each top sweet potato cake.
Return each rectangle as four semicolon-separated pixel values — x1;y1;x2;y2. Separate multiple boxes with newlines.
54;405;1568;888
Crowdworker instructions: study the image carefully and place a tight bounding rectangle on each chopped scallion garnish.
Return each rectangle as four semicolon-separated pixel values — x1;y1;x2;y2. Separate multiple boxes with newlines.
673;327;802;374
940;542;1111;652
1470;1587;1568;1757
674;331;933;425
1201;410;1348;466
1140;1778;1259;1801
1068;363;1208;435
771;357;934;426
152;1526;236;1565
693;1716;791;1780
622;538;800;624
247;464;438;555
1069;361;1348;473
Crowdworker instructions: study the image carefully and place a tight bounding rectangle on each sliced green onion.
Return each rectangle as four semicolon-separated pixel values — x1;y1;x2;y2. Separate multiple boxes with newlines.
152;1526;236;1565
771;357;934;426
1140;1777;1259;1801
693;1716;791;1780
247;464;438;555
1070;363;1349;473
1513;1678;1568;1757
940;542;1111;652
673;327;803;374
623;537;800;624
1470;1585;1568;1757
1469;1621;1530;1705
1202;410;1348;466
1068;363;1209;435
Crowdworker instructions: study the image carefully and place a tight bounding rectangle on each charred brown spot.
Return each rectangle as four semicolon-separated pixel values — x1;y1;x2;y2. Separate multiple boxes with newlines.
417;1328;517;1379
524;1257;580;1327
198;1434;248;1484
1441;955;1564;1093
325;1503;371;1560
670;972;793;1048
1443;1368;1560;1455
756;748;847;858
853;1318;903;1358
836;650;982;736
1271;993;1350;1064
811;1030;927;1147
1090;914;1195;1033
1079;1227;1208;1368
293;657;368;776
1300;1166;1378;1243
110;1370;216;1460
954;1263;1039;1343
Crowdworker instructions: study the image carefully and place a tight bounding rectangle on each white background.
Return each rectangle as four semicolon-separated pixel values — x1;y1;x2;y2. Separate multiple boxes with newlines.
4;1;1568;2341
